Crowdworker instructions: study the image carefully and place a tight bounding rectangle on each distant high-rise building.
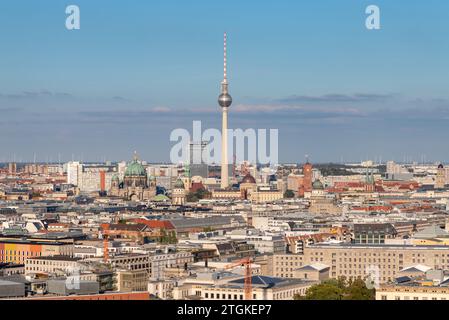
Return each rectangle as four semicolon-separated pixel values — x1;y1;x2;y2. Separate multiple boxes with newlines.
8;162;17;175
436;164;445;189
188;141;208;165
67;161;80;185
188;141;209;178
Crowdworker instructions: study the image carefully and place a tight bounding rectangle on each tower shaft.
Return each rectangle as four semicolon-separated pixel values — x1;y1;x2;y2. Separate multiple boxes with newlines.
221;107;229;189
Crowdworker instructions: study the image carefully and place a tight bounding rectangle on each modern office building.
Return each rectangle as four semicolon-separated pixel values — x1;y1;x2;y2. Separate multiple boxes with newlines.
0;238;74;264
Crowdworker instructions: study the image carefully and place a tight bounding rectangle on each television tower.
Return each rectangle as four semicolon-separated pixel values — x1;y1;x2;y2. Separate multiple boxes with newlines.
218;32;233;189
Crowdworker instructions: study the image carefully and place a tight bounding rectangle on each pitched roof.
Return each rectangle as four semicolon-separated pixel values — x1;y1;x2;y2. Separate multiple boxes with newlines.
228;275;288;288
296;263;330;272
400;264;432;273
133;218;175;230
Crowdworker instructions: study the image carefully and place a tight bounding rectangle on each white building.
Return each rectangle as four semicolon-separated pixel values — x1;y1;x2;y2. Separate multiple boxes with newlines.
67;161;81;186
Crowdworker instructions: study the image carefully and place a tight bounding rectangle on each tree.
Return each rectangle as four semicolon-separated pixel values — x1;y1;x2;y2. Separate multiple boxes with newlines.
294;277;375;300
186;188;211;203
283;190;295;198
203;226;213;232
295;280;344;300
186;192;199;202
343;278;375;300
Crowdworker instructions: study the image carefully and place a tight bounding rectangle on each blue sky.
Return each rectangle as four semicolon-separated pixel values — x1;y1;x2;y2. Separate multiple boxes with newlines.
0;0;448;163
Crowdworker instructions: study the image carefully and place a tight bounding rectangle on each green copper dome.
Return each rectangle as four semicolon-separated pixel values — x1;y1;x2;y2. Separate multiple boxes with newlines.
124;160;146;177
174;178;185;189
312;180;324;190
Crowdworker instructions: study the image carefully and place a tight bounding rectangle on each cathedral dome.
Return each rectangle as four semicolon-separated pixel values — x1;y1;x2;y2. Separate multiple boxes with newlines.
174;178;185;189
312;180;324;190
125;160;146;177
241;173;256;184
438;164;444;169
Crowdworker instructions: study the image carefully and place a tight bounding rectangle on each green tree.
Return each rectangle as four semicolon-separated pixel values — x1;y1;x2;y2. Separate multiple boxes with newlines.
294;277;375;300
186;192;199;202
283;190;295;198
186;188;211;202
343;278;375;300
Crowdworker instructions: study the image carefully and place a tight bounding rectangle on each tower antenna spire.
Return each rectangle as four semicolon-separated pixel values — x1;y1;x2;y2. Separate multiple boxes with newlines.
223;32;227;83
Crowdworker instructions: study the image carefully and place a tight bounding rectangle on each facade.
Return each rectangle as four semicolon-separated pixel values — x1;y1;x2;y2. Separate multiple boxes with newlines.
376;270;449;300
377;284;449;301
172;178;186;205
115;269;148;292
250;189;284;204
47;279;100;296
25;255;84;275
67;161;80;186
212;173;283;203
226;232;285;254
149;250;193;280
295;263;330;282
0;239;74;264
148;279;176;300
308;180;342;215
173;273;315;300
353;223;397;244
273;244;449;284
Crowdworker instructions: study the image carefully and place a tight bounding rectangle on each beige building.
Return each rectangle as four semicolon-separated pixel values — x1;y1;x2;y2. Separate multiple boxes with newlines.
148;279;177;299
376;284;449;300
116;269;148;292
25;256;85;275
211;173;283;203
250;189;283;204
308;180;342;215
172;178;186;205
295;263;330;282
273;244;449;284
173;272;315;300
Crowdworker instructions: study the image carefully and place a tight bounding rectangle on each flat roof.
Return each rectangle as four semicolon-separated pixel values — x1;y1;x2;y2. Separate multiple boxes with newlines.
309;243;449;250
27;255;80;262
0;239;71;246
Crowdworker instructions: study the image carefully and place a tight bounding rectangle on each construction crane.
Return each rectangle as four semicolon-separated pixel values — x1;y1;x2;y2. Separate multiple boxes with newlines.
223;257;253;300
100;223;110;263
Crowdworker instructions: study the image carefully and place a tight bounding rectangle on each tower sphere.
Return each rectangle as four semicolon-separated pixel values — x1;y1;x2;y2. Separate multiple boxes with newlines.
218;93;232;108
